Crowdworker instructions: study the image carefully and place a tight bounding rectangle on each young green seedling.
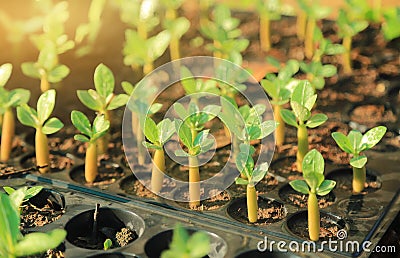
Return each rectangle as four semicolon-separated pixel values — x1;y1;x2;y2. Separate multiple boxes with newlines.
256;0;282;52
161;0;190;61
0;187;66;258
142;117;175;193
280;81;327;172
331;126;387;193
103;239;112;251
261;58;299;146
0;63;13;130
235;143;270;223
200;4;249;65
382;7;400;41
299;61;337;91
161;224;210;258
215;62;248;100
16;89;63;173
77;63;129;155
0;85;30;162
71;111;110;183
289;149;336;241
3;186;43;211
174;120;215;208
123;81;162;165
337;2;369;74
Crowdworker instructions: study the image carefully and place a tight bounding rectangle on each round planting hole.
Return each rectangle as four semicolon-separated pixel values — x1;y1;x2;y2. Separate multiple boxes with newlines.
21;188;65;229
70;162;125;187
326;168;381;194
286;210;348;241
65;207;145;250
269;156;302;180
227;197;286;225
235;249;300;258
278;183;335;208
144;228;227;258
21;151;75;172
174;189;231;211
87;253;139;258
120;173;176;199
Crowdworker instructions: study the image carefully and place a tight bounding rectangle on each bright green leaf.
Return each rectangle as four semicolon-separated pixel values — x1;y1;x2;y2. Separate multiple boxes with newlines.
332;132;355;154
350;155;367;169
306;113;327;128
289;180;310;195
17;105;39;129
71;110;92;137
0;63;12;87
280;109;298;128
37;89;56;124
42;117;64;135
94;63;114;98
74;134;90;143
360;126;387;151
316;180;336;196
15;229;67;257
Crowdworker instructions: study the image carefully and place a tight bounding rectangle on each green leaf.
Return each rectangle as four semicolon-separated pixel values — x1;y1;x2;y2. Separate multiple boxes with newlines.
304;172;324;192
48;64;70;83
142;141;162;150
203;104;221;119
169;225;189;253
321;64;337;78
7;88;30;108
173;102;189;120
77;90;103;111
359;126;387;151
280;109;298;128
350;155;367;169
21;62;41;79
158;118;175;144
107;94;129;110
306;113;327;128
9;187;28;210
289;180;310;195
94;64;115;98
121;81;134;95
174;149;190;157
148;30;171;61
103;238;112;251
250;164;268;184
42;117;64;135
92;115;110;141
348;130;362;154
0;63;12;87
332;132;354;154
291;101;311;122
235;177;249;185
259;120;278;139
302;149;325;176
176;120;193;148
188;231;210;257
0;193;20;254
15;229;67;257
37;89;56;124
74;134;90;143
3;186;15;195
17;105;39;128
316;180;336;196
71;110;92;137
24;186;43;200
291;81;315;110
149;103;163;114
144;117;159;144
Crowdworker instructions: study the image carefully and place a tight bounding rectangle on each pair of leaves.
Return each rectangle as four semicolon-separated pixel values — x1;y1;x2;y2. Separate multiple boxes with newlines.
161;224;210;258
71;111;110;143
17;89;64;134
180;67;220;96
174;102;221;131
0;88;30;115
240;120;278;143
331;126;387;168
142;117;175;149
337;9;369;37
289;149;336;195
300;61;337;90
163;17;190;39
235;143;269;185
21;62;70;83
3;186;43;211
174;120;214;157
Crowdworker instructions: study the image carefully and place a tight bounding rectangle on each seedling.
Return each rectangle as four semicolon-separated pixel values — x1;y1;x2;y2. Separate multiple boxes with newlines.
299;61;337;90
0;63;13;129
235;143;270;223
312;27;345;63
297;0;331;59
289;149;336;241
0;188;66;258
215;62;248;100
382;7;400;41
331;126;387;193
161;0;190;60
261;58;299;146
161;224;210;258
337;1;369;74
103;239;112;251
142;117;175;193
255;0;282;52
77;63;129;155
3;186;43;211
16;89;63;173
123;81;162;165
280;81;327;172
200;4;249;65
71;111;110;183
174;120;215;208
0;83;30;162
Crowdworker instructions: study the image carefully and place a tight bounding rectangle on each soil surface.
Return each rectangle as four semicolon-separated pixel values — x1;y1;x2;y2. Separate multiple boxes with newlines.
279;184;335;208
326;169;382;194
20;202;64;229
176;190;231;211
120;174;177;199
21;153;74;172
70;162;125;187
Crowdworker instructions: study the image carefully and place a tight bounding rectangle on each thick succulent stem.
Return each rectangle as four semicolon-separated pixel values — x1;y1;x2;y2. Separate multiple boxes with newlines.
260;15;271;52
274;104;285;147
305;17;316;60
40;75;50;93
170;37;181;61
247;183;258;223
85;142;98;183
308;191;320;241
97;111;110;155
189;155;200;208
143;62;153;76
296;124;308;172
352;165;366;194
297;11;307;40
151;148;165;194
342;36;352;74
35;127;50;173
0;108;14;162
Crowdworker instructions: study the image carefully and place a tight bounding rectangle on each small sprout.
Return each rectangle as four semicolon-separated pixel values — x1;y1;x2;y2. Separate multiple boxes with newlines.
0;190;66;258
280;81;327;172
71;111;110;183
289;149;336;241
299;61;337;90
215;62;248;100
161;224;210;258
174;119;215;208
261;58;299;146
3;186;44;212
77;63;129;155
331;126;387;193
17;90;63;173
142;117;175;193
312;27;345;63
103;238;112;251
235;143;270;223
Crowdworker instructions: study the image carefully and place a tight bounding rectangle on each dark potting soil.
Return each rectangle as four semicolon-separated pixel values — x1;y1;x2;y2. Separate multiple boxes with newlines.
228;197;286;225
288;215;343;241
22;154;74;172
120;174;177;199
20;202;64;229
229;174;279;197
279;184;335;209
0;163;21;178
326;169;382;194
70;163;125;187
349;104;397;128
175;190;231;211
22;245;65;258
